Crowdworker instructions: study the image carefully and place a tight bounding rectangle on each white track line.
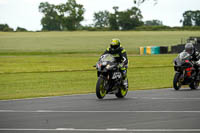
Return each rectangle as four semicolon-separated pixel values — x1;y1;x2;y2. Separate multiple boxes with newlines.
130;97;200;100
1;97;200;102
0;93;94;102
0;128;200;132
1;110;200;113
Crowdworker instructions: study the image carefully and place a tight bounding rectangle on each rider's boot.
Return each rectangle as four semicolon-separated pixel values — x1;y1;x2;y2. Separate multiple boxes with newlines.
121;69;128;90
122;79;128;90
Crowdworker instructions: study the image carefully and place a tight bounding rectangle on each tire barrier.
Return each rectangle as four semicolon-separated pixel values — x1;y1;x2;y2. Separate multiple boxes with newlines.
139;47;147;55
171;43;200;54
160;46;168;54
139;47;144;55
188;37;200;44
139;37;200;55
146;46;151;55
140;46;168;55
171;44;185;54
170;37;200;53
194;43;200;51
151;46;160;54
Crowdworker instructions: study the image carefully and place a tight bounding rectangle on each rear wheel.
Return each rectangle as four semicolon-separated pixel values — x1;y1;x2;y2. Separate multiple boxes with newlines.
96;77;107;99
173;73;182;90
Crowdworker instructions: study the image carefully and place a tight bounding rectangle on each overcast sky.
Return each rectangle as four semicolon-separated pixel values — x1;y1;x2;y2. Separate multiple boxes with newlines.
0;0;199;31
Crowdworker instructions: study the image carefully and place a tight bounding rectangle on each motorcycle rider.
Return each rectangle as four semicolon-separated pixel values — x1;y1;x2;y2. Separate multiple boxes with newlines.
101;38;128;89
184;43;200;80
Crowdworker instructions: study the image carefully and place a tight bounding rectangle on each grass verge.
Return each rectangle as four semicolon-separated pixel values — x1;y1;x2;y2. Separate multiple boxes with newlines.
0;54;176;100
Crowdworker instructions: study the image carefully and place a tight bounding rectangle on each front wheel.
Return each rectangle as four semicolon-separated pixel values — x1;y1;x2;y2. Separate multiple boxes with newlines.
96;77;107;99
115;80;128;98
189;81;199;90
173;73;182;90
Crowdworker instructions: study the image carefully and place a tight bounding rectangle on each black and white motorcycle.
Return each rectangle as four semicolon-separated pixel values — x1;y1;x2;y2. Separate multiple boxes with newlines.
95;54;128;99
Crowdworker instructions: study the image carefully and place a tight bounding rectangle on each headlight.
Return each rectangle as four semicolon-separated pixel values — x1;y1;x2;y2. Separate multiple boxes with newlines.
106;64;110;69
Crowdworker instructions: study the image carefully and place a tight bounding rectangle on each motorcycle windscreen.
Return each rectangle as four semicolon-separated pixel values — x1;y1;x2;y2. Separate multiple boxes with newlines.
100;54;115;62
178;51;190;62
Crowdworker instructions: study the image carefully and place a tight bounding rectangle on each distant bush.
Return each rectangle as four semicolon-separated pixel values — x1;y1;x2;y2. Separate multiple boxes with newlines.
134;26;200;31
0;24;14;32
144;20;163;26
16;27;28;32
135;26;172;31
181;26;200;31
81;26;110;31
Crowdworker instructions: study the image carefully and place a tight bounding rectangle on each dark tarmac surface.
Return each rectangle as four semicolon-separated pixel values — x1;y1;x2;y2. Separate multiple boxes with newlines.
0;88;200;133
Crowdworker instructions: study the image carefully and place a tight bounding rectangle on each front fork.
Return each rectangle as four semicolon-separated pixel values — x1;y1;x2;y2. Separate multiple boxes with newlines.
175;71;184;82
99;74;110;91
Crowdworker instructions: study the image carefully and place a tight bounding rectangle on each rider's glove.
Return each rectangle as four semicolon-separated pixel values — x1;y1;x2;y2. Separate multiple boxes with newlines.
118;63;124;68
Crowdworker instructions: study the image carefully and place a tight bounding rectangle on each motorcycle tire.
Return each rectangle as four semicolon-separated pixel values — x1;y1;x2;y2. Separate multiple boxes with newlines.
115;80;128;98
189;81;199;90
96;77;107;99
173;73;182;90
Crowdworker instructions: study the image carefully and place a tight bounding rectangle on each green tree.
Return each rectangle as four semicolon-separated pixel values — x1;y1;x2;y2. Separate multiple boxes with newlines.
182;10;200;26
182;11;193;26
93;11;110;28
39;2;61;31
193;10;200;26
95;6;143;30
56;0;85;30
118;7;143;30
109;6;119;30
39;0;85;31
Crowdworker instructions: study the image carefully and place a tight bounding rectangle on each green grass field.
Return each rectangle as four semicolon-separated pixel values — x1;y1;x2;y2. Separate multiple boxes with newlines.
0;54;176;100
0;31;199;100
0;31;199;54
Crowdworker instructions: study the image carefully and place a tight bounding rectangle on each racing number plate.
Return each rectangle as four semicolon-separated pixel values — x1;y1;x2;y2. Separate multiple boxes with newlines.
112;72;122;79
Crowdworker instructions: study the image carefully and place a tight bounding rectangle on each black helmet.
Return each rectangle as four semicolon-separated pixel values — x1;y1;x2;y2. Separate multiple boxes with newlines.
110;38;120;50
185;43;194;55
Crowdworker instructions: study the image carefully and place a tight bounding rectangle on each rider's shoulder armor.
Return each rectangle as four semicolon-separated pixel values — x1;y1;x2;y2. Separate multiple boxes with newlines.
121;48;126;54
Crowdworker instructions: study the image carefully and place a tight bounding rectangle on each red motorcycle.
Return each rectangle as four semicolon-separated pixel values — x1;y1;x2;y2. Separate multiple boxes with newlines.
173;51;199;90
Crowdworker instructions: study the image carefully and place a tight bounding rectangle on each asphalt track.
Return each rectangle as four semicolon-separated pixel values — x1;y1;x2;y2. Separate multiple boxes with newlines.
0;88;200;133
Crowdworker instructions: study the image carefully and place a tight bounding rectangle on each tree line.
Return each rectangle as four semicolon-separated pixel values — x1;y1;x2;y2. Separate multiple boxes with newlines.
38;0;159;31
0;0;200;32
93;6;144;30
37;0;200;31
38;0;200;31
0;24;28;32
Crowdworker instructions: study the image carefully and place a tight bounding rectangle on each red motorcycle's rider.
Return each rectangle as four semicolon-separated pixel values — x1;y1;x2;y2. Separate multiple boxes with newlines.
184;43;200;80
102;39;128;89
